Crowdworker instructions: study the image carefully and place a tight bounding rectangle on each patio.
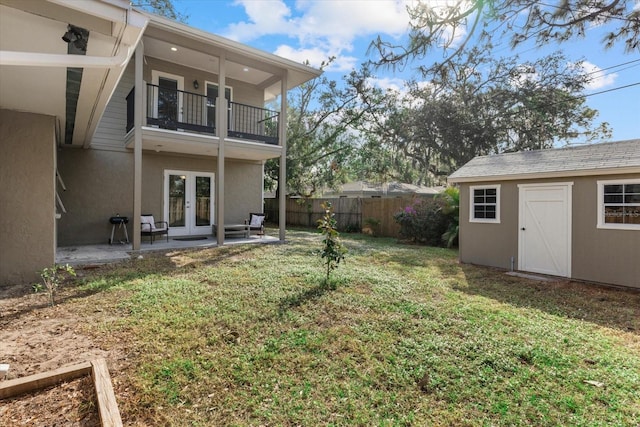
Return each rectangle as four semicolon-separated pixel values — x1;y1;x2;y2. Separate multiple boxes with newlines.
56;234;278;266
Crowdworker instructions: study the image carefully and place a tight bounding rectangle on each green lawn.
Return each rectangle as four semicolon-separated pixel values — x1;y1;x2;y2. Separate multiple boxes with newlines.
76;229;639;426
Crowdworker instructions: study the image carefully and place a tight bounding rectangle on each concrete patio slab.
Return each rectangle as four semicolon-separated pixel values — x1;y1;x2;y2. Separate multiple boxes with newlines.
56;234;278;266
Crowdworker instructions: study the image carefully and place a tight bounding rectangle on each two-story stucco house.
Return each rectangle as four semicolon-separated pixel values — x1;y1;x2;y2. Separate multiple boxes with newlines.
0;0;321;285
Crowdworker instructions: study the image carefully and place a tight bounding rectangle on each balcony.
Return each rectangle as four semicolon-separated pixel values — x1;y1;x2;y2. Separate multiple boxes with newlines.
126;84;279;145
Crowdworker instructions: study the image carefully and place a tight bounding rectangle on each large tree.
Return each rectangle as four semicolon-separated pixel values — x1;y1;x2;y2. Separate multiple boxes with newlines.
362;49;611;184
371;0;639;75
266;62;390;197
133;0;188;23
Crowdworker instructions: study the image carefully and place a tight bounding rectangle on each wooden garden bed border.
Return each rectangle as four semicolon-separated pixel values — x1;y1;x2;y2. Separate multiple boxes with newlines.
0;358;122;426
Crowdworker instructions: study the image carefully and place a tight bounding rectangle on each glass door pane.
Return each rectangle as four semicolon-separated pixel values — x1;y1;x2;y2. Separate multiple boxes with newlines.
206;83;216;129
158;77;178;128
169;174;186;227
195;176;211;227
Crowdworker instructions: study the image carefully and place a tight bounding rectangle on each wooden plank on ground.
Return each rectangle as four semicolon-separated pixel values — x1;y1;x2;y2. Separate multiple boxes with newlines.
0;363;9;379
91;358;123;427
0;361;92;399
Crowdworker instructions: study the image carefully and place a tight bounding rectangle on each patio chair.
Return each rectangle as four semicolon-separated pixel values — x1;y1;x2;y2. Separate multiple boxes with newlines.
141;214;169;244
245;212;265;237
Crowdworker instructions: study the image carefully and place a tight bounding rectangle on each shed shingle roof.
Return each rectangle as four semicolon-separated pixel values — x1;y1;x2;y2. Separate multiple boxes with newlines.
448;139;640;183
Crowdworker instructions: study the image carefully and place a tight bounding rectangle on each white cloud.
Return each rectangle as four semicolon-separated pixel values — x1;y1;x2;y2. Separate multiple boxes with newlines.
369;76;407;92
224;0;412;68
580;61;617;90
224;0;296;41
273;44;358;71
366;77;434;108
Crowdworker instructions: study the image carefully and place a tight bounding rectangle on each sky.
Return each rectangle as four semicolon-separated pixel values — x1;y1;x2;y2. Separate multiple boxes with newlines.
176;0;640;144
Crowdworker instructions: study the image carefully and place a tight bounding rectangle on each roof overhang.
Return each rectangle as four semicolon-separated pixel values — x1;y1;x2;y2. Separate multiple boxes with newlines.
141;12;322;100
0;0;148;146
448;166;640;184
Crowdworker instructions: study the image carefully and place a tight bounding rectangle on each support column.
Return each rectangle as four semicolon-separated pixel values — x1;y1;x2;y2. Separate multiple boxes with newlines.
216;53;227;246
279;71;288;241
132;46;143;250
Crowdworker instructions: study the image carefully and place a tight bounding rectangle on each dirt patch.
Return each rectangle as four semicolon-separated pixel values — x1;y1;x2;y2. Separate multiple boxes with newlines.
1;376;100;426
0;280;126;425
0;285;113;379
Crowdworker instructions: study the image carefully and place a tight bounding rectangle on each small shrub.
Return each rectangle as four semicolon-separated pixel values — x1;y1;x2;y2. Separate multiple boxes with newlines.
317;201;347;282
33;264;76;306
362;217;381;236
439;186;460;248
394;198;449;246
343;223;360;233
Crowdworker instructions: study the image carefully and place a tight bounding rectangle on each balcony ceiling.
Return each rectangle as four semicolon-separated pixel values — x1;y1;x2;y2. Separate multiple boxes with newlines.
133;127;282;161
143;37;274;88
142;16;321;100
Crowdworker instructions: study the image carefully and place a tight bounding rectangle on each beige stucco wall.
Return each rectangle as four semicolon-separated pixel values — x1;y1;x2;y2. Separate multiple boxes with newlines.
459;173;640;288
0;109;56;286
57;148;134;245
458;181;519;271
57;148;263;246
571;173;639;288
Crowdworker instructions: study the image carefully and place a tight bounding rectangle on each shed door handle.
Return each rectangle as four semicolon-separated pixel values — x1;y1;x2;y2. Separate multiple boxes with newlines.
521;227;526;231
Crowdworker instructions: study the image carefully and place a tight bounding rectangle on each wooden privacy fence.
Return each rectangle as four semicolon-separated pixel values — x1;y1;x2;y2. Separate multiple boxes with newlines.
264;196;435;238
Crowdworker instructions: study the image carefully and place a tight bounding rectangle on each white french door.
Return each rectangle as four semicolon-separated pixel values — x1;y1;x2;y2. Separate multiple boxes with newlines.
164;170;215;236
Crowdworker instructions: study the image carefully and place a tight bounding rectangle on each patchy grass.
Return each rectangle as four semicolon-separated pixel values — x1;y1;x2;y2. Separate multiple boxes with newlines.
69;229;640;425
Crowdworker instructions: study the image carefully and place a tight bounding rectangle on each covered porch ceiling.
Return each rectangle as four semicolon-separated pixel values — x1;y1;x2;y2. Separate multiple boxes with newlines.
127;127;282;161
141;14;321;101
0;0;148;147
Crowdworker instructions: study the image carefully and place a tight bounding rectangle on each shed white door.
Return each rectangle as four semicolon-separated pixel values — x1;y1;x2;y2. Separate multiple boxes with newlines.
518;183;572;277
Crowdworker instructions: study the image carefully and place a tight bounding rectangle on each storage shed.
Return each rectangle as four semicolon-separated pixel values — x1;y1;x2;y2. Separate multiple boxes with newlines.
448;139;640;289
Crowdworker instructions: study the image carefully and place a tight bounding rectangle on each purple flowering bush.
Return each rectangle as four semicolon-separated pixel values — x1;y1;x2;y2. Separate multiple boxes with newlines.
393;198;450;246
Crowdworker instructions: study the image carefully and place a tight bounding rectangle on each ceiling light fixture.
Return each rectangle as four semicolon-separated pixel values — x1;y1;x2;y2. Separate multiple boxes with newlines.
170;47;178;52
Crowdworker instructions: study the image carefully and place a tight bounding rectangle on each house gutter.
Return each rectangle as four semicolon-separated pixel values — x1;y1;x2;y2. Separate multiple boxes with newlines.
0;49;133;68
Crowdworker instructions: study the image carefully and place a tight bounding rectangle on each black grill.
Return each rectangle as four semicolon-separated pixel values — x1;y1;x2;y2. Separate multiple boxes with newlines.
109;216;129;225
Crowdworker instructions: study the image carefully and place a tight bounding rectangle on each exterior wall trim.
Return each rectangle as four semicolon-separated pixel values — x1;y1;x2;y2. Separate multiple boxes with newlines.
596;178;640;231
469;184;501;223
449;166;640;184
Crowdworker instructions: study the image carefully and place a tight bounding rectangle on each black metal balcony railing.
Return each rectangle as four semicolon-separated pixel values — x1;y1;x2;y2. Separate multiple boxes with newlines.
228;101;279;145
126;84;279;145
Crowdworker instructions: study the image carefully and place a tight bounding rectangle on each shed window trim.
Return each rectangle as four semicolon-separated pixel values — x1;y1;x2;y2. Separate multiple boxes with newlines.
597;179;640;230
470;185;501;223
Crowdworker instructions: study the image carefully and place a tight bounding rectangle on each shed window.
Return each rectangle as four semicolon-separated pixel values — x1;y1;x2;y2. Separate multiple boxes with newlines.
470;185;500;223
598;179;640;230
